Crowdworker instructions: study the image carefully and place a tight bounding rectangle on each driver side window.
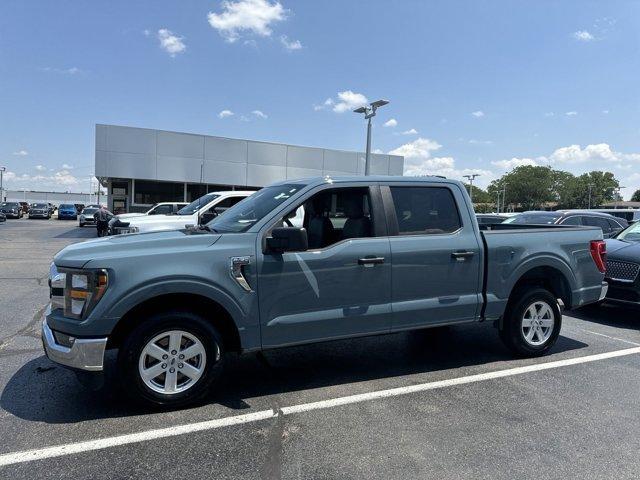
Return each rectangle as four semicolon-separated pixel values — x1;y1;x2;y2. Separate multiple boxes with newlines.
276;187;374;249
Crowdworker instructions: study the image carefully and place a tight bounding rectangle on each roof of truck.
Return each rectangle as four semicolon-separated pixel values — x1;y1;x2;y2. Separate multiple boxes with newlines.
271;175;457;187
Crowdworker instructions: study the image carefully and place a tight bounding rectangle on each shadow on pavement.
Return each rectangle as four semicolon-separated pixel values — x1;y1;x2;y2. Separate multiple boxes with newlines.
1;323;588;424
54;226;97;239
570;303;640;331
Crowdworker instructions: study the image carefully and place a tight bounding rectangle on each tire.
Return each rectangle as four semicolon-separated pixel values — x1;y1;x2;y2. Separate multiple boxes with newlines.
79;222;84;227
499;287;562;357
117;311;225;408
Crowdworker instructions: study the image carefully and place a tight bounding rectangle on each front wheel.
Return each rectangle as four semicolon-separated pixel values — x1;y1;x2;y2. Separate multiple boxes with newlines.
117;311;225;407
500;287;562;357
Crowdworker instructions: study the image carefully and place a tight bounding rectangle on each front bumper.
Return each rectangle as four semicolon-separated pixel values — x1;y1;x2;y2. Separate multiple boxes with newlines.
30;212;49;218
41;317;108;371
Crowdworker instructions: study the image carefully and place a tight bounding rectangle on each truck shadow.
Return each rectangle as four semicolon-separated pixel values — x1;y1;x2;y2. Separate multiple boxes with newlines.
1;323;587;424
54;227;97;239
570;303;640;331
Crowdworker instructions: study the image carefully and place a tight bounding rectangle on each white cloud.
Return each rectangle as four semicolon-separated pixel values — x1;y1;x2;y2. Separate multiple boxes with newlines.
218;109;234;118
35;165;46;171
252;109;268;119
491;158;539;170
313;98;334;111
143;29;150;37
157;29;186;57
13;150;28;156
42;67;81;75
207;0;287;43
544;112;555;117
332;90;368;113
548;143;640;164
565;111;578;116
280;35;302;51
62;163;74;169
401;128;418;135
573;30;595;42
602;109;609;114
383;118;398;128
3;169;81;190
468;139;494;145
372;149;383;154
471;110;484;118
389;137;442;160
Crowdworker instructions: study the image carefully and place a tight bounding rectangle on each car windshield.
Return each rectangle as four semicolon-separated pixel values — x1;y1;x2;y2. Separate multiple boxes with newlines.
208;184;304;233
59;204;74;209
503;213;561;224
616;222;640;242
83;208;98;215
33;203;49;208
1;203;18;208
177;194;220;215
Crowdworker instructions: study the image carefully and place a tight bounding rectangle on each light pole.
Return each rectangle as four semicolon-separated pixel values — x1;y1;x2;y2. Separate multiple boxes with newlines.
463;174;480;204
587;183;594;209
353;99;389;176
502;184;507;213
0;166;5;202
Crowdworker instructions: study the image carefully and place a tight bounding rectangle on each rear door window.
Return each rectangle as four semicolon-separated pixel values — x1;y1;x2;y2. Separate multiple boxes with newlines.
583;216;612;235
390;187;461;235
560;216;583;226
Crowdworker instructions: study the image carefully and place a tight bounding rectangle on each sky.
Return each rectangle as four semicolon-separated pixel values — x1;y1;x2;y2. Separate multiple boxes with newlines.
1;0;639;197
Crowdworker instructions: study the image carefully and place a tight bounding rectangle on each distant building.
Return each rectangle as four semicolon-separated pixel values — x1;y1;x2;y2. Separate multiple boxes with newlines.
4;190;107;207
95;124;404;213
601;201;640;209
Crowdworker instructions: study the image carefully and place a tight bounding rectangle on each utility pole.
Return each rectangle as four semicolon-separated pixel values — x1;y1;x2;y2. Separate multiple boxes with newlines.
463;174;481;205
496;189;501;213
502;184;507;213
587;183;594;209
0;166;5;202
353;100;389;175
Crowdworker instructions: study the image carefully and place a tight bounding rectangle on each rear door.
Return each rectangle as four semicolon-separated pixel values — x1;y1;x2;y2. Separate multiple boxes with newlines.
383;182;483;330
583;215;614;238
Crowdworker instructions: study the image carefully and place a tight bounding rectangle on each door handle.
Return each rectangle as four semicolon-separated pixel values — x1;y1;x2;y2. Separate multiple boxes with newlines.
451;251;475;261
358;256;385;267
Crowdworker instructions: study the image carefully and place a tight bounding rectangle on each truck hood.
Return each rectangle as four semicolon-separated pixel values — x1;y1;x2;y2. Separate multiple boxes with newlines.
605;238;640;262
128;214;196;226
116;212;146;220
54;230;221;268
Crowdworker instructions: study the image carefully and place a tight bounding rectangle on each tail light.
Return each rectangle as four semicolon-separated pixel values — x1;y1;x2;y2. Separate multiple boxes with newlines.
590;240;607;274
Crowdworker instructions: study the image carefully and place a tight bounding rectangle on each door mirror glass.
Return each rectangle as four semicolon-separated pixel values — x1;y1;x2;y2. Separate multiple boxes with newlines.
266;227;308;253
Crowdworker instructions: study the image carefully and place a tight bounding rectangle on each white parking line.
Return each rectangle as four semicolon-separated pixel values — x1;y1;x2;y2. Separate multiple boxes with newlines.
1;346;639;468
578;329;640;347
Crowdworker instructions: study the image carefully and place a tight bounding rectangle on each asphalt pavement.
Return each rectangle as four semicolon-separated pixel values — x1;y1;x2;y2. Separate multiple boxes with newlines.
0;217;639;479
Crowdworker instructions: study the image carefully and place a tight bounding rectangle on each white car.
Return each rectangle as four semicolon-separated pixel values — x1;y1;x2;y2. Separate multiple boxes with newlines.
112;191;253;234
115;202;188;222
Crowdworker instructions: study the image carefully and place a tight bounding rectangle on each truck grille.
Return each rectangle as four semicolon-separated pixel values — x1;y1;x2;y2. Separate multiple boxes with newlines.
605;260;640;283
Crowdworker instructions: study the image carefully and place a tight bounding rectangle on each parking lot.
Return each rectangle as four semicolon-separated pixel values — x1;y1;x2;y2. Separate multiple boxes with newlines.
0;218;639;479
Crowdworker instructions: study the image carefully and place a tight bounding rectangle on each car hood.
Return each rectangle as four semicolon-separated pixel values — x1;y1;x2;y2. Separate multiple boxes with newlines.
605;238;640;262
116;212;146;220
128;214;196;226
54;229;221;268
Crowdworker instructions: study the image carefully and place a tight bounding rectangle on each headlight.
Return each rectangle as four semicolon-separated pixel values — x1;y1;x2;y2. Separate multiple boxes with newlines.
55;267;109;319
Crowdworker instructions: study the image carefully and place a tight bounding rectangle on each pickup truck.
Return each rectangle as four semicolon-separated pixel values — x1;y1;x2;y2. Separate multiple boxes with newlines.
109;191;252;234
42;176;608;407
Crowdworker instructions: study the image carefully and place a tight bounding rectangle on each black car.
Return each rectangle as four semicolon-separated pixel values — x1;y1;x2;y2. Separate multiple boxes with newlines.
604;223;640;306
0;212;6;222
0;202;23;219
476;213;510;225
503;210;628;239
28;202;52;219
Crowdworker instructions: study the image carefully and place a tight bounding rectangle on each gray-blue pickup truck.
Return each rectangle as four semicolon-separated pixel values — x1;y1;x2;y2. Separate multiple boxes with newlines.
42;176;608;407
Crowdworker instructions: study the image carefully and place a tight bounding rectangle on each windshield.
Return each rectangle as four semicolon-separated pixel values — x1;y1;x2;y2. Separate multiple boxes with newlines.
177;193;220;215
503;213;561;225
59;204;74;209
33;203;49;208
208;184;304;233
1;203;19;208
82;208;98;215
616;223;640;242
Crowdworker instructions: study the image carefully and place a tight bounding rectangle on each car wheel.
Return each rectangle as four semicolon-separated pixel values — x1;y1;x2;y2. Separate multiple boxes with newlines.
499;287;561;357
117;311;225;408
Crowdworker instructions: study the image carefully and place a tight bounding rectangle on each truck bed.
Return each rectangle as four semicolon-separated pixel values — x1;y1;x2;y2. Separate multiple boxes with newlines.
479;224;606;321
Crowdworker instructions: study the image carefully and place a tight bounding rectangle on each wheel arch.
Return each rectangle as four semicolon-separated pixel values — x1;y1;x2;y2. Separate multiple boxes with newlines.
508;265;572;311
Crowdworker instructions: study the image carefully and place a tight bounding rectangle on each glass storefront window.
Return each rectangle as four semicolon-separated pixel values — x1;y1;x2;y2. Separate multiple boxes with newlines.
134;181;184;205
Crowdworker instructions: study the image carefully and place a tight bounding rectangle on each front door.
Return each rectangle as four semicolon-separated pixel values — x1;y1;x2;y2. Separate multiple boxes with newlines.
257;185;392;348
384;183;483;330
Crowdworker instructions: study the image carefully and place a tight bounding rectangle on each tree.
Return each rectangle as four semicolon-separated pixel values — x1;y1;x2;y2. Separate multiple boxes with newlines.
631;190;640;202
576;171;619;208
488;165;556;211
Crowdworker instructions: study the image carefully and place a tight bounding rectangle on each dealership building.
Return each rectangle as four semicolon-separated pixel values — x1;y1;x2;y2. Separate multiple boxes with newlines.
95;124;404;213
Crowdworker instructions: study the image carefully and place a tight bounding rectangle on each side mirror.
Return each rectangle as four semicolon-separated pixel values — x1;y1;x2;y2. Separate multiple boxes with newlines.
266;227;308;253
199;211;217;224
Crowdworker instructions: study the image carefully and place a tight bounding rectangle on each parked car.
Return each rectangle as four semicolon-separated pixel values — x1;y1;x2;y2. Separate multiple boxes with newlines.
57;204;78;220
110;191;251;234
603;222;640;306
28;202;52;219
42;176;608;407
476;213;509;225
74;204;85;214
0;202;23;218
0;212;6;222
503;210;628;238
78;207;99;227
19;201;30;213
580;208;640;224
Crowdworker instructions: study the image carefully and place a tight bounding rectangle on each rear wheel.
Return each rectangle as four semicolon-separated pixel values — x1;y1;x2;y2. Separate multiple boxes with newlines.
500;287;561;357
118;311;225;407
